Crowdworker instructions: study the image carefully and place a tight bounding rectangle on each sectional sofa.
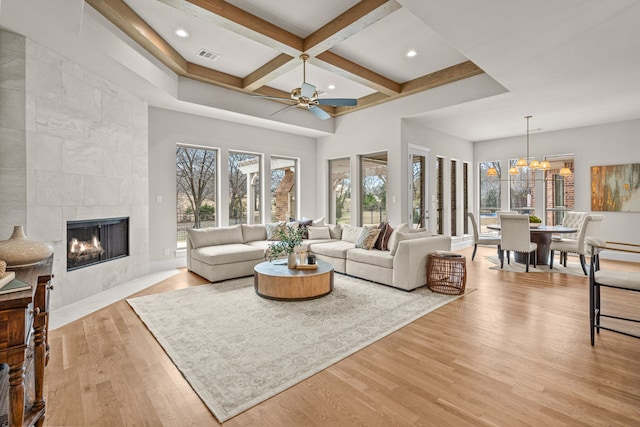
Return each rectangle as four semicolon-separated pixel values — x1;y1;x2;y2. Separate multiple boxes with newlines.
186;222;451;291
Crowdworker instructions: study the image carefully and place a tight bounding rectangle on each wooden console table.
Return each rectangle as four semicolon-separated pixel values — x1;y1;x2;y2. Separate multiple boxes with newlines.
0;275;51;426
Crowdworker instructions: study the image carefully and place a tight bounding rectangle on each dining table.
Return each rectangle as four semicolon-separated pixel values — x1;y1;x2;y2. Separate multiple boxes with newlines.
487;224;578;265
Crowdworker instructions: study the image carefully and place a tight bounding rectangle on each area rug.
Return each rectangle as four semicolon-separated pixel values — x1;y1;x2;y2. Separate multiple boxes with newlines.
127;274;463;422
487;255;588;277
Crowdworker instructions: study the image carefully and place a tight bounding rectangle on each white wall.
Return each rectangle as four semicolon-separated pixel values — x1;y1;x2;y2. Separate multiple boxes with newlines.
148;107;318;262
316;74;489;228
0;30;150;310
475;118;640;260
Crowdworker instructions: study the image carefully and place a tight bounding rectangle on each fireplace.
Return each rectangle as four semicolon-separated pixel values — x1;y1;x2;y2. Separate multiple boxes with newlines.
67;217;129;271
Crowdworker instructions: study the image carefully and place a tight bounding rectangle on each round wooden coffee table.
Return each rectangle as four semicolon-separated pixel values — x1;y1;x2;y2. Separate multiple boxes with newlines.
253;260;334;301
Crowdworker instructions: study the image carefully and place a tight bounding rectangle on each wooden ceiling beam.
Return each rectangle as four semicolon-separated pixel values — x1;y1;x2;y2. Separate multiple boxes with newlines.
333;61;486;116
304;0;401;56
314;51;400;96
242;54;297;92
187;63;244;90
400;60;484;95
182;0;303;55
86;0;188;74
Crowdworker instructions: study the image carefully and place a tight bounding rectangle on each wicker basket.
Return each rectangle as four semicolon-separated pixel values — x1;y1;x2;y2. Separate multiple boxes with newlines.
426;253;466;295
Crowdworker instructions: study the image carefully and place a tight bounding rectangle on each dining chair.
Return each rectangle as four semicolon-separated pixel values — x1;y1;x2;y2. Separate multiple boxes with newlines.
550;214;603;275
496;211;517;225
588;240;640;346
499;214;537;272
549;211;588;266
467;212;501;261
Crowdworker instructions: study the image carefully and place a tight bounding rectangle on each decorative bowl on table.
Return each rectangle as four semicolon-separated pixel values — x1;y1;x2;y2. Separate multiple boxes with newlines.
529;215;542;228
529;223;541;228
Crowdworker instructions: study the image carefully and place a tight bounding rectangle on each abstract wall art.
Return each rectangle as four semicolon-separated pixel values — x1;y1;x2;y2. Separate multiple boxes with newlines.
591;163;640;212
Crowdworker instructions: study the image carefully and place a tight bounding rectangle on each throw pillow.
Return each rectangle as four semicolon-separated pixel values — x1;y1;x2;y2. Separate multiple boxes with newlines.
374;222;394;251
266;222;286;241
307;226;331;240
355;226;381;250
290;217;313;238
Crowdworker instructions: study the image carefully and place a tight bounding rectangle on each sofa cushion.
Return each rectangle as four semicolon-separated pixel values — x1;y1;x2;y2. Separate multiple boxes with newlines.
347;248;394;269
187;225;243;249
341;225;363;243
191;243;264;265
307;226;331;240
245;240;271;252
386;223;408;253
241;224;267;242
355;226;381;250
327;224;342;240
390;230;433;256
309;240;354;258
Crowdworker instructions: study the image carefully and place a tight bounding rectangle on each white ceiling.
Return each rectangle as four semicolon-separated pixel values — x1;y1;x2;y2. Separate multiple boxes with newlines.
2;0;640;142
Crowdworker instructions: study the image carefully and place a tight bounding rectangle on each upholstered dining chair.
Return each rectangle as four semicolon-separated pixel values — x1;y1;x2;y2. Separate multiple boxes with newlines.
496;211;517;225
550;214;603;275
549;211;588;267
467;212;501;260
499;214;537;272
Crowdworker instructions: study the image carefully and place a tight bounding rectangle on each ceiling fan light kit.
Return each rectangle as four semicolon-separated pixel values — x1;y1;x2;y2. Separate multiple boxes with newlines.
254;54;357;120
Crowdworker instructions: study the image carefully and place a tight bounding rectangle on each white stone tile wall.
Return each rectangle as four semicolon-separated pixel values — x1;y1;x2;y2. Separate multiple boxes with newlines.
0;31;150;310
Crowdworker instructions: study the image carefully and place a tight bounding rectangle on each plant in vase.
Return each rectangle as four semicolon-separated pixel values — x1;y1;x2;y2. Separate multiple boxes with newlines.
267;225;305;268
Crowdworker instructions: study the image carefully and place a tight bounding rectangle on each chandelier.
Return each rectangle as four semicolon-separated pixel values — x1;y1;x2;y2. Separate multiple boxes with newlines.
486;116;572;179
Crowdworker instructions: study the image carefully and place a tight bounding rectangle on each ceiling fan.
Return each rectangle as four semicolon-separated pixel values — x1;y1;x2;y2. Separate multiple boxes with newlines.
254;54;357;120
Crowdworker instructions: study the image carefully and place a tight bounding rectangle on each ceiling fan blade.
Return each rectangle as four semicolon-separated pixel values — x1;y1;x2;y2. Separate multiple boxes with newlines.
270;103;298;117
316;98;357;107
309;105;331;120
252;95;292;102
301;82;316;99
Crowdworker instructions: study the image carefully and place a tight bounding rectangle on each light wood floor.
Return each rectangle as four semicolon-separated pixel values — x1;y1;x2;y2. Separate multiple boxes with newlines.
43;247;640;426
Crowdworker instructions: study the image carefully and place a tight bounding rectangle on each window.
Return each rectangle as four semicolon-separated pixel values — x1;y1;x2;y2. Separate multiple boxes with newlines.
479;161;501;233
329;158;351;225
176;145;217;249
435;156;444;234
451;160;457;236
270;156;297;222
544;155;575;225
463;162;469;234
509;159;534;211
411;154;426;228
360;153;387;225
229;151;261;224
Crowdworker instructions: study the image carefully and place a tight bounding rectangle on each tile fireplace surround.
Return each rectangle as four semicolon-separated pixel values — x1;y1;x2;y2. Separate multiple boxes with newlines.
0;30;149;310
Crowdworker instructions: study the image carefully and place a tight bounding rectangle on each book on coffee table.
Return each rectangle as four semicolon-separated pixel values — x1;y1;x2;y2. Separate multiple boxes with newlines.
0;271;16;289
296;264;318;271
0;277;31;295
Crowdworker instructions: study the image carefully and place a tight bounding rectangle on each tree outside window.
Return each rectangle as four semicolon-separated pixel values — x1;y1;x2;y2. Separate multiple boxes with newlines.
360;153;387;225
329;158;351;225
176;145;217;249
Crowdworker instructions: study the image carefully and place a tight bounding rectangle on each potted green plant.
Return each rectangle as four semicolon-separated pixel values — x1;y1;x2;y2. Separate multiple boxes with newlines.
268;225;305;268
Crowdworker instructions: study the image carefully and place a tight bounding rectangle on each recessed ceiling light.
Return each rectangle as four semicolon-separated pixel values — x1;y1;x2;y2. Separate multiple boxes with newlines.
406;49;417;58
175;29;189;38
328;84;336;90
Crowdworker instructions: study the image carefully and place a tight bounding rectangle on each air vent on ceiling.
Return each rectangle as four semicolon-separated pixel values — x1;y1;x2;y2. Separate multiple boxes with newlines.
196;49;220;61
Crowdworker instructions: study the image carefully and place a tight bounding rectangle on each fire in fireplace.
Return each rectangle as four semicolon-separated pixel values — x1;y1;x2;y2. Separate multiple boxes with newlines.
67;217;129;271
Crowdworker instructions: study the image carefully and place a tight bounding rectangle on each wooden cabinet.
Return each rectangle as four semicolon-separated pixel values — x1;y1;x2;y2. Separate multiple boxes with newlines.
0;275;50;426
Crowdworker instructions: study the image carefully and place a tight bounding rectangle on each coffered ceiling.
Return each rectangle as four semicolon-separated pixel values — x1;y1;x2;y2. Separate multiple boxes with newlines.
2;1;640;141
85;0;483;119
